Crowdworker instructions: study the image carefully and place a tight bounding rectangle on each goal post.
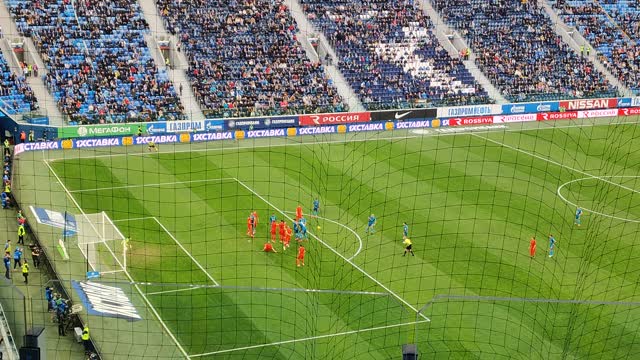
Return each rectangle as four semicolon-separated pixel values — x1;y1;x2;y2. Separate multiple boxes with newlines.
75;212;126;273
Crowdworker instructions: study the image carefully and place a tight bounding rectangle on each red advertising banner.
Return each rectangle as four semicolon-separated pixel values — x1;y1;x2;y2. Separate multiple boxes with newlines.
619;108;640;116
447;116;493;126
559;98;616;111
536;111;578;121
299;112;371;126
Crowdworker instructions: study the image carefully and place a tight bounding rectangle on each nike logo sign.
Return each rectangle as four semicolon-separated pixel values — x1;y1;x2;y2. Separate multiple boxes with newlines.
394;112;411;119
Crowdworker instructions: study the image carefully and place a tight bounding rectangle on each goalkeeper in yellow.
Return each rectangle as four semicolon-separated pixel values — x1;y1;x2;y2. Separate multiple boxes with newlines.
402;238;414;257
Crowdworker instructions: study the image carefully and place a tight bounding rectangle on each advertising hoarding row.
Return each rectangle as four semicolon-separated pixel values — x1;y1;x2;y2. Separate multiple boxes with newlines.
16;105;640;156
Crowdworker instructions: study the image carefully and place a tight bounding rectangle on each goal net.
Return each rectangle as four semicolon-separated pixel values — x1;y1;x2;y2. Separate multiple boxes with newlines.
76;211;126;273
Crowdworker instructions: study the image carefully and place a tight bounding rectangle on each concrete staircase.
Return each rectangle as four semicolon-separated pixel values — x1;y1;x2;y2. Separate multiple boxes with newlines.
138;0;205;121
540;0;633;97
415;0;508;104
286;0;364;112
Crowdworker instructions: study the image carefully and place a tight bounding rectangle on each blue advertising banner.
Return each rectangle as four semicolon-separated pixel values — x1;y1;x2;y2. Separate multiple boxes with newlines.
74;137;121;149
245;128;287;138
72;281;142;321
29;206;77;235
617;98;632;108
146;122;167;135
346;122;385;132
501;101;559;115
204;120;225;131
226;116;298;130
191;132;234;142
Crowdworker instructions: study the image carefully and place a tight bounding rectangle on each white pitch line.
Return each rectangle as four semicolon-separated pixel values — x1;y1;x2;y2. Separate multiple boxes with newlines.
471;134;640;197
189;319;430;357
557;176;640;223
69;177;235;193
233;177;429;321
112;216;156;223
152;217;220;287
45;120;640;162
146;286;205;296
283;210;363;261
42;159;190;359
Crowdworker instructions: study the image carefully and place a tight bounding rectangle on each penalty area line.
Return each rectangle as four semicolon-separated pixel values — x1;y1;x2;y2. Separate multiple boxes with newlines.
189;319;430;357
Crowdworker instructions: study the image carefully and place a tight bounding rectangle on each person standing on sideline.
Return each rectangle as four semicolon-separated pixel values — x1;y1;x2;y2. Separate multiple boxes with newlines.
58;314;65;336
21;259;28;284
31;245;40;268
3;138;10;156
28;130;34;143
12;247;21;269
45;286;54;311
82;325;91;352
19;131;25;144
17;224;25;245
3;252;10;279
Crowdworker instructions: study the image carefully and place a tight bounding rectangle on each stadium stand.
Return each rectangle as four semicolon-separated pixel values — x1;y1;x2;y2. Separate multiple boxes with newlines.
300;0;491;110
600;0;640;38
554;0;640;95
156;0;346;118
0;54;37;115
431;0;618;102
7;0;183;124
597;0;640;95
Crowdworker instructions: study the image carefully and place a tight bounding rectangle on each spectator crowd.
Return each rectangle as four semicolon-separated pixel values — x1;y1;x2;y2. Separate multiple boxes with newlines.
8;0;183;123
301;0;490;110
0;56;37;115
433;0;617;102
157;0;346;118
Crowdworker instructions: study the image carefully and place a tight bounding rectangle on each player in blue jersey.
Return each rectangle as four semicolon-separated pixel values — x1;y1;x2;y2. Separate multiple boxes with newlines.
299;216;307;227
366;214;376;234
293;221;300;240
269;214;277;224
312;199;320;217
299;220;308;240
548;234;557;258
575;207;583;226
402;222;409;239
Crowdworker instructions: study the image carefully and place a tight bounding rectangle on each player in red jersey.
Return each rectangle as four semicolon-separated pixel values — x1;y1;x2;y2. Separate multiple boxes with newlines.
283;226;292;250
270;220;277;242
246;216;254;238
251;210;259;235
529;236;537;258
296;245;305;267
278;220;286;242
263;242;277;253
295;205;303;221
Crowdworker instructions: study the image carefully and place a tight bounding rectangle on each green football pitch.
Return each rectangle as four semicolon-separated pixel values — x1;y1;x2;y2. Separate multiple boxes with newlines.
28;118;640;359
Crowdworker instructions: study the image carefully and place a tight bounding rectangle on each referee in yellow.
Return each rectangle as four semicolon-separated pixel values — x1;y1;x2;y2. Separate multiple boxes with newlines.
402;238;414;257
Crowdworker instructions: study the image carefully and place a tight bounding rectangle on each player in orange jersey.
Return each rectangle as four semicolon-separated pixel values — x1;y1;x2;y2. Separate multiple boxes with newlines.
283;226;292;250
296;245;305;267
251;210;259;235
246;216;254;238
263;242;277;253
278;220;286;242
295;205;303;221
529;236;537;258
270;220;277;242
